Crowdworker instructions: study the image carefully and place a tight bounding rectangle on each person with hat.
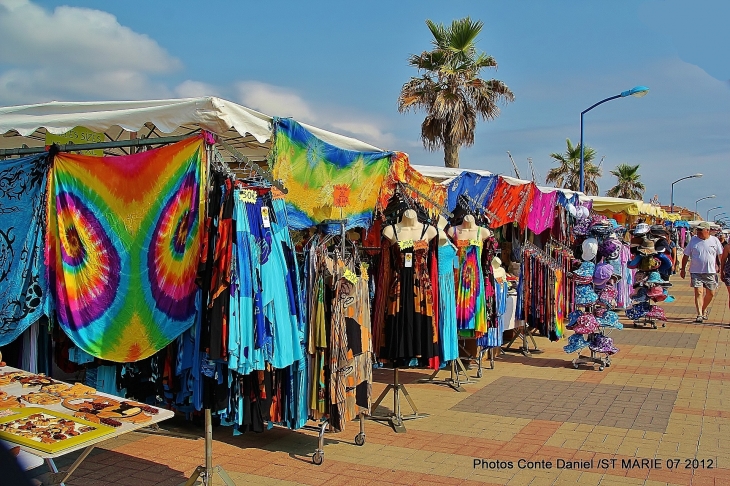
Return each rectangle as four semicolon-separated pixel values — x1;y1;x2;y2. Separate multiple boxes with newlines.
681;221;723;322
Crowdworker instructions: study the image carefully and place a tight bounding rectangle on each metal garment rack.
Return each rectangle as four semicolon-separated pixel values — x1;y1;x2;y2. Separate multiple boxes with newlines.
308;218;368;464
369;368;428;433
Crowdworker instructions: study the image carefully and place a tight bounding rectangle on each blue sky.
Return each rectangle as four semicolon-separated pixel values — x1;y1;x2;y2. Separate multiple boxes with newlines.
1;0;728;216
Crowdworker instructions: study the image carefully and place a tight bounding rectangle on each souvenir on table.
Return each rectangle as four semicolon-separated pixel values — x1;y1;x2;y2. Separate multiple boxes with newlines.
0;408;114;453
20;392;62;406
0;371;26;387
55;383;96;399
0;393;23;409
16;375;55;388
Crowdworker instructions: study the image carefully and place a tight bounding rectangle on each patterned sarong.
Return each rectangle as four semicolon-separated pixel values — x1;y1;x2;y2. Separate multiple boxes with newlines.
0;154;49;346
46;136;205;362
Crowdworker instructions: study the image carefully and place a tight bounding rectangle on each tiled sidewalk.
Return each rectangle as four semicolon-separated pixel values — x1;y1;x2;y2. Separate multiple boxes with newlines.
33;281;730;485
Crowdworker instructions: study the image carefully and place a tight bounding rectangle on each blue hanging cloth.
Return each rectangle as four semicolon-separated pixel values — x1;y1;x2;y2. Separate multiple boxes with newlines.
0;153;50;346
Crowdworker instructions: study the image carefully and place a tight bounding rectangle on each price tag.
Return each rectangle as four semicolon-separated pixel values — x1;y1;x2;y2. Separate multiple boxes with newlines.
261;206;271;228
238;189;257;204
456;239;469;248
413;240;428;251
333;184;351;207
398;239;414;250
469;238;481;247
343;267;358;284
360;263;369;281
404;253;413;267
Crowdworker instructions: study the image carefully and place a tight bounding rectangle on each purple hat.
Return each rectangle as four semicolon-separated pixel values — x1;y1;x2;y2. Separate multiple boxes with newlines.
599;238;622;260
573;313;600;334
593;262;614;287
589;335;619;355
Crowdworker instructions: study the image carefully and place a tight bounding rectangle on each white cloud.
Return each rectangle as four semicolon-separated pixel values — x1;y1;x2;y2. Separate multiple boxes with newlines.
0;0;180;104
0;0;180;72
235;81;316;123
174;80;220;99
235;80;397;148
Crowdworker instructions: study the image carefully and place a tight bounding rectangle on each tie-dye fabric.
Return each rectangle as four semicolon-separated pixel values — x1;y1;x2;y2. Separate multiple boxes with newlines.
46;136;205;362
455;240;488;337
270;117;392;231
0;154;49;346
376;152;448;219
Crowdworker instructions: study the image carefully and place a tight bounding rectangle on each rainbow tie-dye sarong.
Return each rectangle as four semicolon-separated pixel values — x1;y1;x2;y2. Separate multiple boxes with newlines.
270;118;392;230
46;136;204;362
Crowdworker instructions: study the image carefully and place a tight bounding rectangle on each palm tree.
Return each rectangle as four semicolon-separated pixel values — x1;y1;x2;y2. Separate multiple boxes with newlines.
545;138;602;195
606;164;645;199
398;17;515;168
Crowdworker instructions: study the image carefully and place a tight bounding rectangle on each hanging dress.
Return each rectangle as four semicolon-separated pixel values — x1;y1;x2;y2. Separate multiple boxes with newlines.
437;243;459;362
454;229;488;337
382;224;437;361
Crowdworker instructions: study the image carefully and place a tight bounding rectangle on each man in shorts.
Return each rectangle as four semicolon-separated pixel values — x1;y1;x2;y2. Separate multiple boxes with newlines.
681;221;723;322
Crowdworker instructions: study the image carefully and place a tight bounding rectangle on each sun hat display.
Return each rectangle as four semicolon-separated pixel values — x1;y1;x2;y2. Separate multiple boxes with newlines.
647;285;666;301
567;310;583;329
574;217;591;236
631;223;650;235
626;301;651;320
638;256;661;271
589;335;619;355
646;305;667;321
598;238;621;260
646;271;671;286
563;333;590;354
650;224;669;235
575;284;598;305
573;261;595;284
593;262;614;287
598;285;618;308
590;223;612;238
581;238;599;261
627;254;642;269
637;238;658;255
577;206;590;219
573;313;600;334
596;310;623;329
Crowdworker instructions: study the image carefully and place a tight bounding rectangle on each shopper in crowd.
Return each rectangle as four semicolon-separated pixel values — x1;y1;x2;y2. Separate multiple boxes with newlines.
681;221;723;322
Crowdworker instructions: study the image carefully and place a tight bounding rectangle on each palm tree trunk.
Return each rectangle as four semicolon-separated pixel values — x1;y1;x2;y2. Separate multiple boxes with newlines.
444;139;459;168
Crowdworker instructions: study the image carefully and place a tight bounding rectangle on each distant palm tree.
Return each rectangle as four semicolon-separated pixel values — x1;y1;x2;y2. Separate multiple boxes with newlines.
398;17;515;168
606;164;645;199
545;138;602;195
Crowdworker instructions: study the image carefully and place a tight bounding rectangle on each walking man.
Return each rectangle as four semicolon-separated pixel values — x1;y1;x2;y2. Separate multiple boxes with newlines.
681;221;723;322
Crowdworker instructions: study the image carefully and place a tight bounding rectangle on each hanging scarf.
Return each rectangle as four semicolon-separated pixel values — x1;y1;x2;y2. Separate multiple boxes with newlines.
46;136;205;362
270;117;392;231
0;153;49;346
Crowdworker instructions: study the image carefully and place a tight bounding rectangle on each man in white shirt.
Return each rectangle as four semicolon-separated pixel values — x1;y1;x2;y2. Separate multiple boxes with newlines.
681;221;723;322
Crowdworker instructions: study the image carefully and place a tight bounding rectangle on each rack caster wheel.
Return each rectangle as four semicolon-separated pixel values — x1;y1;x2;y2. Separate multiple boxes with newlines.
312;451;324;465
477;369;483;378
662;323;666;328
651;323;657;329
573;363;579;369
354;433;365;446
633;322;638;328
598;365;604;371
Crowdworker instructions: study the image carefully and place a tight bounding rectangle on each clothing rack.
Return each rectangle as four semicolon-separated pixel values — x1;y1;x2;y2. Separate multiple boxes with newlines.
216;137;288;193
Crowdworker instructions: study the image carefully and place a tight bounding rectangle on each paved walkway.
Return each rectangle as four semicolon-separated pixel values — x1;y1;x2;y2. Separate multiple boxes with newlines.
34;280;730;486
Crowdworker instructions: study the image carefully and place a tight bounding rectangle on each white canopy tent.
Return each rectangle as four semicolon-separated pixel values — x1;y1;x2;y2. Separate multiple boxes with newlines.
0;97;383;161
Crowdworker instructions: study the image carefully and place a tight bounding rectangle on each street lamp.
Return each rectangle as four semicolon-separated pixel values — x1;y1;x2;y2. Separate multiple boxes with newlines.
670;173;703;213
714;212;727;221
579;86;649;192
707;206;722;221
695;195;716;218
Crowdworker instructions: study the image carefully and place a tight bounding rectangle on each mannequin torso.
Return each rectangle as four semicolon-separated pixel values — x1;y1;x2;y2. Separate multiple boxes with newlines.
447;215;492;243
382;209;438;243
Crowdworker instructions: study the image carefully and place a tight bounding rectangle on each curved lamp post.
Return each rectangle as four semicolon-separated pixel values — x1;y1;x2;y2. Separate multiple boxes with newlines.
707;206;722;221
580;86;649;192
695;195;716;218
670;173;703;213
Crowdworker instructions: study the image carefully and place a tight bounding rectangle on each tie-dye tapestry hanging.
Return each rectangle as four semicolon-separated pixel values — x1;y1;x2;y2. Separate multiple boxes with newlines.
46;136;205;362
270;117;392;231
0;154;49;346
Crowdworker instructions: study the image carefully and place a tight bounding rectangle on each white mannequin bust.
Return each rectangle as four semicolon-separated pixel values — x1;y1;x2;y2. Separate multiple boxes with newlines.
382;209;438;243
447;214;492;242
491;257;507;282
